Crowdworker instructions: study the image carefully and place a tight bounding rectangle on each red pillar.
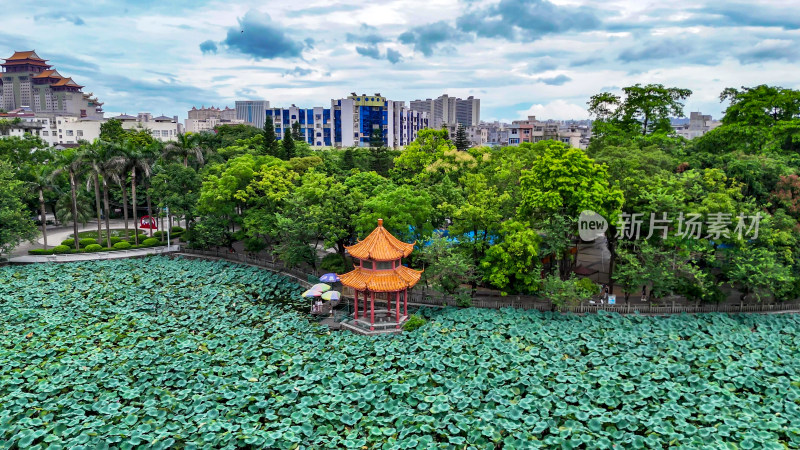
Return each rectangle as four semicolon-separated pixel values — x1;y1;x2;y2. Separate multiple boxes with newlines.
396;291;400;328
404;288;408;317
354;290;359;320
387;293;391;317
370;291;375;331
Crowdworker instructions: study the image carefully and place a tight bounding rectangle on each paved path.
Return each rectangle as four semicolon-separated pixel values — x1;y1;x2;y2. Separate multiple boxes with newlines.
9;245;181;264
9;220;157;258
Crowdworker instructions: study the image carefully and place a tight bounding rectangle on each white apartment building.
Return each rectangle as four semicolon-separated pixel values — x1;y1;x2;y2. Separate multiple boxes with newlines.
54;113;182;145
673;112;721;140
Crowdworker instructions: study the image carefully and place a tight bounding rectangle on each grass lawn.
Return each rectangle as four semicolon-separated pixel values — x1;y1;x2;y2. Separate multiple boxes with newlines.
2;257;799;448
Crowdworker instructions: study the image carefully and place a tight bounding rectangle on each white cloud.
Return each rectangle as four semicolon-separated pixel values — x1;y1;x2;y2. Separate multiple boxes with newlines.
517;100;590;120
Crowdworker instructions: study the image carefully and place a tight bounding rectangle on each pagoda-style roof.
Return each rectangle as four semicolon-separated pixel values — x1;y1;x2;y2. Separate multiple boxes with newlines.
5;51;46;61
32;69;62;79
51;77;83;88
345;219;416;261
340;265;422;293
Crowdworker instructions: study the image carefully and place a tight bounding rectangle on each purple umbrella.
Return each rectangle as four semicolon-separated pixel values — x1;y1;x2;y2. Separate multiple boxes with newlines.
319;273;340;283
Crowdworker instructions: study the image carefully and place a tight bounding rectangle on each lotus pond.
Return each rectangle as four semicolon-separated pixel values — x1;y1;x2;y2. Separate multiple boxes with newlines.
1;257;800;449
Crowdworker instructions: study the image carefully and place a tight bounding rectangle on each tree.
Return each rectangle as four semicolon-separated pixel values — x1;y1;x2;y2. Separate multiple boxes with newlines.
588;83;693;138
51;148;87;250
391;128;453;184
369;128;391;176
81;141;111;244
99;119;126;143
720;85;800;127
771;174;800;219
518;142;623;279
342;148;355;171
481;219;542;294
540;275;593;310
113;140;157;245
163;133;204;167
291;122;303;142
0;161;37;258
148;164;202;228
262;116;279;157
282;130;296;160
454;124;470;151
356;184;433;243
419;231;476;298
26;164;57;249
726;247;794;302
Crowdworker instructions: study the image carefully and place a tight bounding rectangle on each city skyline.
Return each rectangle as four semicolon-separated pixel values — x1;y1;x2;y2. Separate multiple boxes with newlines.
4;0;799;122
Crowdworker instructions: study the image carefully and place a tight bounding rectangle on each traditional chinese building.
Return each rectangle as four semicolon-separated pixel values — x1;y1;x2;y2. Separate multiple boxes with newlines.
339;219;422;334
1;51;103;119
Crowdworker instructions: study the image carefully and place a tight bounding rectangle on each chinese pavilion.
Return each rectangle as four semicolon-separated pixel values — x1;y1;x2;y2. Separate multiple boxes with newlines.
339;219;422;333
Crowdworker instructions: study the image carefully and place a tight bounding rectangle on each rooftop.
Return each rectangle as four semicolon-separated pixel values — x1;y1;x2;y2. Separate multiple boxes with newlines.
344;219;416;261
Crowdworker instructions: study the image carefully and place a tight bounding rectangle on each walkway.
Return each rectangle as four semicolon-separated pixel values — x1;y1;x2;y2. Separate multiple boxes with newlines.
9;245;181;264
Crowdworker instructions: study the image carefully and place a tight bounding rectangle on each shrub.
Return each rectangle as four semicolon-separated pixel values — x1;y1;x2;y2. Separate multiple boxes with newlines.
153;231;164;238
79;238;97;248
113;241;132;250
28;248;54;255
85;244;103;252
61;239;75;247
142;238;160;247
244;237;267;253
110;236;122;245
232;230;247;242
171;226;184;233
135;233;148;242
320;253;348;274
53;245;71;254
402;314;427;332
576;278;599;297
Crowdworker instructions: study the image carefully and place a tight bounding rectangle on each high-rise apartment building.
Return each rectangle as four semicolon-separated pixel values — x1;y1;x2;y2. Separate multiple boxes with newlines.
0;51;103;119
409;94;479;128
266;93;428;149
235;100;270;128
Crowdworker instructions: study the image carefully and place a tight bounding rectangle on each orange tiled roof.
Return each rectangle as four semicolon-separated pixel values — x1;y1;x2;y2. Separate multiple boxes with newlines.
32;70;61;79
52;77;83;88
5;51;46;61
345;219;416;261
339;265;422;292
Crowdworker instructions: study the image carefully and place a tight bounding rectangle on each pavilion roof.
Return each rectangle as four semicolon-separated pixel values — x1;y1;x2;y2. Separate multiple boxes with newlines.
52;77;83;88
339;265;422;292
5;51;46;61
345;219;416;261
32;69;62;79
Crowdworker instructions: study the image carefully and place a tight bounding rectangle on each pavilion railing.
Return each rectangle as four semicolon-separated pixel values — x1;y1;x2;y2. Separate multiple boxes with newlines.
175;248;800;316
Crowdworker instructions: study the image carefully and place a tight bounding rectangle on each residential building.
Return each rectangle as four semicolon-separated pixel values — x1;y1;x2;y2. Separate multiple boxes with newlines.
54;113;182;145
267;105;333;147
409;94;480;128
507;116;582;148
235;100;270;128
185;105;243;133
1;51;103;119
332;93;428;148
0;107;58;146
477;121;511;147
267;93;428;149
445;123;483;148
672;112;721;139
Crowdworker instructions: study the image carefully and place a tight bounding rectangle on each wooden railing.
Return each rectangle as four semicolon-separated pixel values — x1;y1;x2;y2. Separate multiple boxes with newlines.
176;249;800;315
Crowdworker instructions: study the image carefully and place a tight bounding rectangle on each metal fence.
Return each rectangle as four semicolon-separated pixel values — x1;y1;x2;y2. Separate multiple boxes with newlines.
176;249;800;316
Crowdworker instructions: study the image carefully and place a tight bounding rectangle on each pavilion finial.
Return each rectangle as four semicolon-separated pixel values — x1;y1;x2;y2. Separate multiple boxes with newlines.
378;218;383;227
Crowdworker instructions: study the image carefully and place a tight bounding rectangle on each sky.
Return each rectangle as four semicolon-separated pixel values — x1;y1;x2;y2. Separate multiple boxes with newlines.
4;0;800;122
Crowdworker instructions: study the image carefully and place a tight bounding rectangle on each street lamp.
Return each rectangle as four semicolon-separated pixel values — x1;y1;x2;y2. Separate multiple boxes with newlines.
165;205;170;250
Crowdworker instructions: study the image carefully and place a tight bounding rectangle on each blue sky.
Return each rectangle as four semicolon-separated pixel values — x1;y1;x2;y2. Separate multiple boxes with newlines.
6;0;800;122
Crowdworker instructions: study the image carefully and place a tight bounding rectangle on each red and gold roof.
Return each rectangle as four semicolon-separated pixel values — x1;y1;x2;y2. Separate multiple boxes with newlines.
345;219;416;261
339;265;422;292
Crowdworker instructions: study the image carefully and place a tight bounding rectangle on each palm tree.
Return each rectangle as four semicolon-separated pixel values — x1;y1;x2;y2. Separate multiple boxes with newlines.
27;164;57;249
113;140;156;245
84;141;117;247
163;132;203;167
55;192;94;227
51;147;87;250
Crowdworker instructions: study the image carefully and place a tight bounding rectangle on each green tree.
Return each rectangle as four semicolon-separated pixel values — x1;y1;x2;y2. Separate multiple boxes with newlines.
356;184;433;243
419;231;476;298
481;219;542;294
51;148;87;250
391;128;452;184
26;163;57;249
163;133;204;167
148;164;202;227
720;85;800;127
99;118;126;143
282;131;296;160
454;124;470;151
588;83;692;138
262;116;279;157
518;142;623;279
726;247;794;302
342;148;355;171
540;275;592;310
0;161;37;258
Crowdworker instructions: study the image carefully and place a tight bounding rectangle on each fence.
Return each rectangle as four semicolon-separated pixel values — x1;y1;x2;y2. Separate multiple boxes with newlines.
176;248;800;316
